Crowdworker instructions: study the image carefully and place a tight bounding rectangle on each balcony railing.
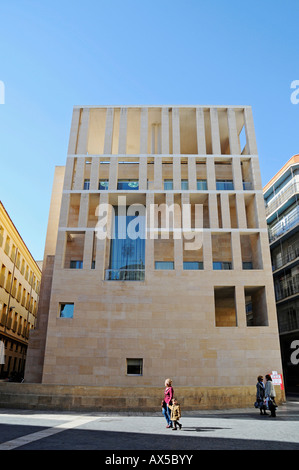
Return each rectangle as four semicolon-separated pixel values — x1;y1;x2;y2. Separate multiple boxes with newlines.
105;269;145;281
275;275;299;301
265;181;299;217
272;246;299;271
268;205;299;243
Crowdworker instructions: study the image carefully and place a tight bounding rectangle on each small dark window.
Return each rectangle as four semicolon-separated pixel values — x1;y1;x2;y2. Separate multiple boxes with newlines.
127;358;143;375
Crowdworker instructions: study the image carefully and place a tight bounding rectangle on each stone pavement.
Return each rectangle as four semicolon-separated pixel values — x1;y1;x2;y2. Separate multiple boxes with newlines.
0;398;298;455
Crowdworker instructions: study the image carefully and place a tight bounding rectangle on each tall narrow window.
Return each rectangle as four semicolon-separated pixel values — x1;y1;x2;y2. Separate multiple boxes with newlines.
106;206;145;280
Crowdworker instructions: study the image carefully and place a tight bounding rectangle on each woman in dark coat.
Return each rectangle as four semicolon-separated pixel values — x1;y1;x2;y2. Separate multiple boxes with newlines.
256;375;268;415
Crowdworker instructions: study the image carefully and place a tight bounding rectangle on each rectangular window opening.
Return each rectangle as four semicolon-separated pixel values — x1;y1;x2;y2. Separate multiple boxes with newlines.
127;358;143;375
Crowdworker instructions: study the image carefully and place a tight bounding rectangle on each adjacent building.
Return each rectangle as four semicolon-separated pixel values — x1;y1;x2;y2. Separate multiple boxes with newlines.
264;154;299;395
25;105;284;405
0;201;41;379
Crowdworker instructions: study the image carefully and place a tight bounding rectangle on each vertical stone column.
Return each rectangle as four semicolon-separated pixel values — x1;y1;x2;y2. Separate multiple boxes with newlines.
173;157;181;190
250;156;262;191
63;157;75;190
203;231;212;270
209;194;219;229
145;193;155;273
154;156;162;190
235;285;246;327
244;107;258;155
232;156;243;191
196;107;206;154
67;108;81;155
161;107;169;154
139;156;147;190
95;192;109;277
78;193;89;228
90;157;100;190
227;108;241;155
172;107;180;155
76;108;90;155
231;231;242;270
53;231;66;270
140;107;148;154
73;158;85;190
83;230;93;270
109;157;118;190
118;107;128;154
58;193;70;228
206;157;216;190
188;157;197;190
235;193;247;228
103;107;114;154
220;193;231;229
210;108;221;155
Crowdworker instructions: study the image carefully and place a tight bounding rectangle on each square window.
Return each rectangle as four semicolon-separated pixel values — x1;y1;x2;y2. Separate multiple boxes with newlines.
127;358;143;375
59;303;74;318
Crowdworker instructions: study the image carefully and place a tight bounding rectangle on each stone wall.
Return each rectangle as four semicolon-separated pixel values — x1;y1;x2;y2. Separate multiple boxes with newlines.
0;382;285;412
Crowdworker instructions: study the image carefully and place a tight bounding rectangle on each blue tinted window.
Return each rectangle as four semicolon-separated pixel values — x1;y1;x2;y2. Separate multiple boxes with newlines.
60;303;74;318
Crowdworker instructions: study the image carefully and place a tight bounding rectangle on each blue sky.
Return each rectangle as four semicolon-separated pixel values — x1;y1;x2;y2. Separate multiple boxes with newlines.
0;0;298;260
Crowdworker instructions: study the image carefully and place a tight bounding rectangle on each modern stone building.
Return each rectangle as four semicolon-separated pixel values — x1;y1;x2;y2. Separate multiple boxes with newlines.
0;201;41;379
24;105;284;407
264;154;299;395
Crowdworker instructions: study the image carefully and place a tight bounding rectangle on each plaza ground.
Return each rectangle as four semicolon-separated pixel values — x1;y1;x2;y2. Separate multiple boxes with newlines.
0;396;298;452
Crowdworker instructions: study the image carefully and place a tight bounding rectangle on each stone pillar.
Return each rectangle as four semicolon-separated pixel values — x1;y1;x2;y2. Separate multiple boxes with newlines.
220;193;231;229
139;156;147;190
235;285;247;327
188;157;197;190
73;158;85;190
103;107;114;154
118;107;127;154
235;194;247;228
231;231;242;270
90;157;100;190
140;107;148;154
173;157;181;190
203;231;212;270
227;108;241;155
172;108;180;155
63;157;75;191
78;193;89;228
244;107;258;155
145;193;155;273
161;107;169;154
58;193;70;228
232;156;243;191
210;108;221;155
196;107;206;155
206;157;216;190
67;108;81;155
82;230;93;270
109;157;118;190
154;156;162;190
76;108;90;155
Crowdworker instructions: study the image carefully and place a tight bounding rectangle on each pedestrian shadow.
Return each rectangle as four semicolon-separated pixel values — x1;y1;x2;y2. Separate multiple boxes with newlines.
181;426;231;432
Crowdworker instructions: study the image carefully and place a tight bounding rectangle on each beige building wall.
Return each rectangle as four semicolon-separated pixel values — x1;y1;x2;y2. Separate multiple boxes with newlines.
25;106;284;402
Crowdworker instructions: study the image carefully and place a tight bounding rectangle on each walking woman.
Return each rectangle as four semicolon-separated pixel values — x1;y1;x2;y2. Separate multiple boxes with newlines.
164;378;174;428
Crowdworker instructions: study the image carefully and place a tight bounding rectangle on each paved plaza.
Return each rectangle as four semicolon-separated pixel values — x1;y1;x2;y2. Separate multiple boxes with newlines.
0;398;298;454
